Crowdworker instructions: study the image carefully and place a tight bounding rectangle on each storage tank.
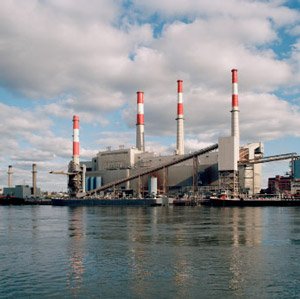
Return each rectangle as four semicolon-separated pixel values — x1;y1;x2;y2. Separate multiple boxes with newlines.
148;176;157;197
86;177;91;191
95;177;102;188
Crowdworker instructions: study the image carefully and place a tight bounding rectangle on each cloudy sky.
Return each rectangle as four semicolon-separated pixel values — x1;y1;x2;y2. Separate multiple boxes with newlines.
1;0;300;191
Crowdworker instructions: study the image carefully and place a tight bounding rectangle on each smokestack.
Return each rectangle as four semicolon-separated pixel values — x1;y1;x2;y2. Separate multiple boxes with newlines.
73;115;80;165
136;91;145;152
7;165;13;188
231;69;239;147
32;163;37;196
176;80;184;155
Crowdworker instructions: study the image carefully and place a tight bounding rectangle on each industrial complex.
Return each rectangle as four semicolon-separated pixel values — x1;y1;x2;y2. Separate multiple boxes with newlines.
3;69;300;201
60;69;300;199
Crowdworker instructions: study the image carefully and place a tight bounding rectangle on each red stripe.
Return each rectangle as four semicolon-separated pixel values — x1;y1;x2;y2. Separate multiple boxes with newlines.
137;114;144;125
137;91;144;103
177;103;184;115
231;69;238;83
232;95;238;107
177;80;183;93
73;142;79;156
73;115;79;129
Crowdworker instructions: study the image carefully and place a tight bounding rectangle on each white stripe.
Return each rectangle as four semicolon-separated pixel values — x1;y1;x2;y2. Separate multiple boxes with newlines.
232;83;238;95
73;156;79;165
178;93;183;103
137;103;144;114
73;129;79;142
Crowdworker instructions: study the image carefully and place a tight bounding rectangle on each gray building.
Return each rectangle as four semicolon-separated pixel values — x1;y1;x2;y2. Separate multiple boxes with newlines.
3;185;41;199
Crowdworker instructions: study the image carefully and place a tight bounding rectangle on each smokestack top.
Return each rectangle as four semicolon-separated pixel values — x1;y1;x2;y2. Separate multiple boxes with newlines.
136;91;144;125
137;91;144;103
177;80;183;93
176;80;184;155
72;115;80;165
231;69;238;83
231;69;238;108
231;68;240;148
73;115;79;129
136;91;145;151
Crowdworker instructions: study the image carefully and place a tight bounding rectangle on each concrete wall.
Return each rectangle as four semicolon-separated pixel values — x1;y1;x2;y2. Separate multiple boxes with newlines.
218;136;238;171
239;143;263;195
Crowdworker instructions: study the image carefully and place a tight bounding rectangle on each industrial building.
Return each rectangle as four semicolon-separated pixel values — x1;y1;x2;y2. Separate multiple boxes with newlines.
76;69;263;198
3;164;41;199
267;159;300;196
3;185;41;199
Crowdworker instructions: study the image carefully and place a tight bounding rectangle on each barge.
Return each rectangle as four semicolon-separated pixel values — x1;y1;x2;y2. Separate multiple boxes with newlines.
51;198;158;206
201;197;300;207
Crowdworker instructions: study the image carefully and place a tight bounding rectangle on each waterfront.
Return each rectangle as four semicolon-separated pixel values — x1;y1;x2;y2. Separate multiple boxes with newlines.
0;206;299;298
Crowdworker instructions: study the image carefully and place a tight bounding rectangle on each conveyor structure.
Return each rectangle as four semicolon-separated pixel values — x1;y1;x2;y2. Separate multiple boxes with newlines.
84;143;218;197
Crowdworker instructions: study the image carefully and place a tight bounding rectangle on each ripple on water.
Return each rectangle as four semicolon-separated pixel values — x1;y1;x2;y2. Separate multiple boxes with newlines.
1;206;300;298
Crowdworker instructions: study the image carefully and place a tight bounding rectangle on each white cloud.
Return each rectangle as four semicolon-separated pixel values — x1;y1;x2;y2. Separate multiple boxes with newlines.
132;0;299;27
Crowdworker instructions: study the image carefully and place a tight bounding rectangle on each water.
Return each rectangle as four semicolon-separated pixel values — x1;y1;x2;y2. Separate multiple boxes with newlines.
0;206;299;298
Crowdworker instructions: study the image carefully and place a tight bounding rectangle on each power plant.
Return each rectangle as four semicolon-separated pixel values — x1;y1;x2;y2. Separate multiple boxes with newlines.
2;68;300;205
59;68;288;199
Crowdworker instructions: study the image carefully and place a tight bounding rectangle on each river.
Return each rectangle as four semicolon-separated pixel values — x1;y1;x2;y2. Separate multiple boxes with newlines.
0;205;299;298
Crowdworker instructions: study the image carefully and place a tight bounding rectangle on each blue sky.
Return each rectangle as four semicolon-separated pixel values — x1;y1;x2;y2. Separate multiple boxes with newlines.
0;0;300;191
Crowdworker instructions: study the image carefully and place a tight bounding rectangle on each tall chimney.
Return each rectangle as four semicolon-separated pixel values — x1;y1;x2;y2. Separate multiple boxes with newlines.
73;115;80;165
32;163;37;196
176;80;184;155
231;69;239;148
136;91;145;151
7;165;13;187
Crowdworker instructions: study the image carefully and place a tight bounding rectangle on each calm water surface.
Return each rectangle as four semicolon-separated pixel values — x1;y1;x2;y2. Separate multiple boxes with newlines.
0;205;299;298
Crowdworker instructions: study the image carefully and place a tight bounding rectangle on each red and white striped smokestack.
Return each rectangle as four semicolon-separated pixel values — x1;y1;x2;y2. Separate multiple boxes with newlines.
231;69;239;147
176;80;184;155
73;115;80;165
136;91;145;151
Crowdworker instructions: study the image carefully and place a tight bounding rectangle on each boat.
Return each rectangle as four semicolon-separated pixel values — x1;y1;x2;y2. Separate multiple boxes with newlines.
201;190;300;207
51;198;158;206
201;197;300;206
0;195;25;205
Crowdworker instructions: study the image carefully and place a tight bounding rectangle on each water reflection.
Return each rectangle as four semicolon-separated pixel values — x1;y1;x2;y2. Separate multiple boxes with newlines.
228;208;263;294
67;207;85;294
0;206;300;298
126;208;152;298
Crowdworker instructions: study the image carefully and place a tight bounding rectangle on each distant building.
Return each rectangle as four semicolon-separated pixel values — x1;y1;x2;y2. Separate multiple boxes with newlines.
292;159;300;180
268;176;291;194
3;185;41;199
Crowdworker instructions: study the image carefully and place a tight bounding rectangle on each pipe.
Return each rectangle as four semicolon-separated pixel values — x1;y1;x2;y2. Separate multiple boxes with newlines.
7;165;13;188
176;80;184;155
231;69;239;147
73;115;80;165
32;163;37;196
136;91;145;151
82;164;86;193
